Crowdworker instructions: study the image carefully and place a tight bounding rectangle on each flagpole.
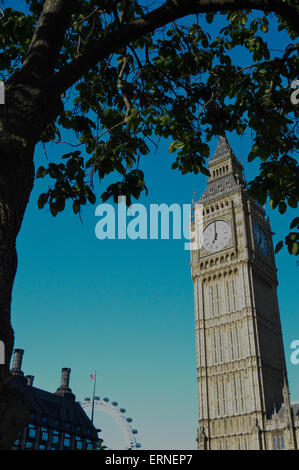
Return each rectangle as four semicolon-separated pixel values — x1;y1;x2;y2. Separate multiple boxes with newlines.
91;370;96;424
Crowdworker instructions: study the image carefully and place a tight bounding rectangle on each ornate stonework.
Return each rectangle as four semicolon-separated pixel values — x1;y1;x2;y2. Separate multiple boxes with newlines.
191;136;298;450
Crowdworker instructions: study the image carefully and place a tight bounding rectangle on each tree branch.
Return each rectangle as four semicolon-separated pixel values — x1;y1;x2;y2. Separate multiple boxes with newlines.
51;0;299;96
16;0;79;83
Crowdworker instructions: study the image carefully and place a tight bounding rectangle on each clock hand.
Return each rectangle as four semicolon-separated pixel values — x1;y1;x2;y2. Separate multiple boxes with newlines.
212;222;217;243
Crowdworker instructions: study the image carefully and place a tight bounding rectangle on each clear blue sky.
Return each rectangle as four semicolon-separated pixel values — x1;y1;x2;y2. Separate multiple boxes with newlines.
6;2;299;449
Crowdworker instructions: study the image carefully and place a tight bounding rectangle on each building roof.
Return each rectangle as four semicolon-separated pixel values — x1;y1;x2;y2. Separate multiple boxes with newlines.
210;135;233;163
12;376;98;439
199;173;240;204
10;349;98;440
198;136;245;204
277;402;299;419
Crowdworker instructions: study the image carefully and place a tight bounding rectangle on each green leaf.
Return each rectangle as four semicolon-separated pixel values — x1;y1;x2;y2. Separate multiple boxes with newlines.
36;166;48;178
290;217;299;230
278;201;287;214
73;200;80;214
201;166;211;177
50;203;58;217
275;240;283;253
37;193;48;209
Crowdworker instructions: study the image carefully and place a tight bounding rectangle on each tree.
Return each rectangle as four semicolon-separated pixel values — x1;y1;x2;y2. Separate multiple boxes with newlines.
0;0;298;448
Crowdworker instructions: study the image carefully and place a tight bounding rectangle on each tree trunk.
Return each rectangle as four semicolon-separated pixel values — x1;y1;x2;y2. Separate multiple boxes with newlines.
0;135;34;449
0;81;62;449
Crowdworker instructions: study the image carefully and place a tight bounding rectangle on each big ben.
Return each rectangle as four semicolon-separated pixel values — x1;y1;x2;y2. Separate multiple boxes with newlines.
190;136;298;450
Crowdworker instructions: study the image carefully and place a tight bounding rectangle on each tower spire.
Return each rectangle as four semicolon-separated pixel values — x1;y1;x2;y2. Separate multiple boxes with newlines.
210;135;232;163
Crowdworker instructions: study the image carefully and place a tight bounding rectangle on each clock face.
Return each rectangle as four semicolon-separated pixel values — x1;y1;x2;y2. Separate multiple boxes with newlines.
253;223;270;256
201;220;231;253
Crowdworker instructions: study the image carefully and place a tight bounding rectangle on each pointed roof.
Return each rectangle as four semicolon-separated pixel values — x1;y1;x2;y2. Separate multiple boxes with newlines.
210;135;232;163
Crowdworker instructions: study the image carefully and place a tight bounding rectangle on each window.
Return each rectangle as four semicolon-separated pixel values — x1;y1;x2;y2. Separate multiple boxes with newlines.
273;435;285;450
25;441;34;449
52;430;60;445
28;424;37;439
41;427;49;441
64;433;71;448
76;436;83;449
39;444;47;450
86;440;94;450
281;436;285;449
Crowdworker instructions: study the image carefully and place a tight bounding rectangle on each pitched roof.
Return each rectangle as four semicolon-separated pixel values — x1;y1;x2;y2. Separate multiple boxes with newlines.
210;135;232;163
12;376;98;439
277;402;299;419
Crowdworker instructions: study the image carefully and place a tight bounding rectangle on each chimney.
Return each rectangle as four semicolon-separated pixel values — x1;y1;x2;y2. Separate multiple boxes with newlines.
55;368;75;400
11;349;24;376
26;375;34;386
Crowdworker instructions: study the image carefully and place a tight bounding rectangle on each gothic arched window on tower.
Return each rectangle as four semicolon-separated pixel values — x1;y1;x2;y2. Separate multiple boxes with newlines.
273;434;286;450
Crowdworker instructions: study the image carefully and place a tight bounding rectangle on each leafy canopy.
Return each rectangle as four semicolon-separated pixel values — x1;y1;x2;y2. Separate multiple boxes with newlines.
1;0;298;254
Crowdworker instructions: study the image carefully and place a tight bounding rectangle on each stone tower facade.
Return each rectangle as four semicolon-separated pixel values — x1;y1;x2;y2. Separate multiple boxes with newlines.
190;136;298;450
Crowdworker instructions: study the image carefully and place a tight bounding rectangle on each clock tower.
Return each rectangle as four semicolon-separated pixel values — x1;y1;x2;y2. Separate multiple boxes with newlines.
190;136;288;450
